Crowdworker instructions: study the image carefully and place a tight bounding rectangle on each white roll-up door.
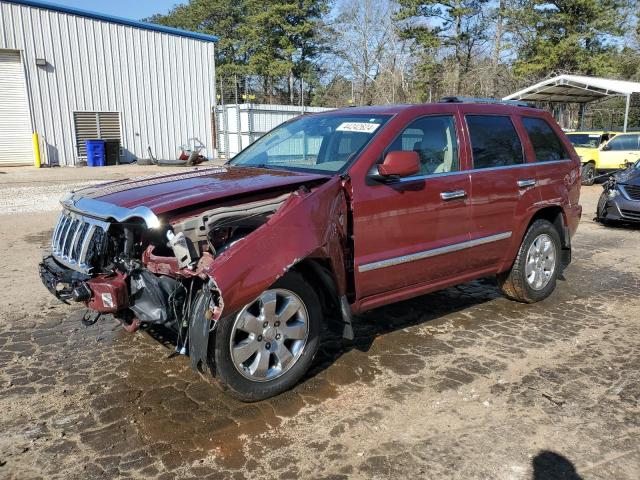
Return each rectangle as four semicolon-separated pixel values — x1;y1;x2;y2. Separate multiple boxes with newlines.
0;51;33;166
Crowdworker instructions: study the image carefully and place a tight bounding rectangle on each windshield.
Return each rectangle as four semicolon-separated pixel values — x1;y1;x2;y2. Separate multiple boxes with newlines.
228;114;392;173
566;133;601;148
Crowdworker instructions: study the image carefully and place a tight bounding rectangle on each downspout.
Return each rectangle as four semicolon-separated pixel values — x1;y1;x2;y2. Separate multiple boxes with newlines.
623;94;630;133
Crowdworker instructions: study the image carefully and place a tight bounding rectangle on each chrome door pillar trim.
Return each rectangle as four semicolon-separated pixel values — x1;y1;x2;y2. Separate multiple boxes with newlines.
358;231;512;273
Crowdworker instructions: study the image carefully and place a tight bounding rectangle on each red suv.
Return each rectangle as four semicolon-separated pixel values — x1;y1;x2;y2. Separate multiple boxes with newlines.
40;98;582;401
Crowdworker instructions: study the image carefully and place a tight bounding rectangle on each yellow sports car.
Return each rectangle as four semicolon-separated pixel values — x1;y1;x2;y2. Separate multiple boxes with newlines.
565;131;621;185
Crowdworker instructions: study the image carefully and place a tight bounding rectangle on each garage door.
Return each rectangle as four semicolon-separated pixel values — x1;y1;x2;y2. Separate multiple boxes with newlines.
0;51;33;166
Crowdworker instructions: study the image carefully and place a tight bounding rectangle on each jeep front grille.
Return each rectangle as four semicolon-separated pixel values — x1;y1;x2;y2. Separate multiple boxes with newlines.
51;210;110;273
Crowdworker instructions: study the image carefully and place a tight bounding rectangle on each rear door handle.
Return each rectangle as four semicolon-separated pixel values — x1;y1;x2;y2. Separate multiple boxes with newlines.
517;179;536;188
440;190;467;201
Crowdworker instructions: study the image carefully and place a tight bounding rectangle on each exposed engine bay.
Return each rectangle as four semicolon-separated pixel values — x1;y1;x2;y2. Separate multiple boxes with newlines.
39;190;294;357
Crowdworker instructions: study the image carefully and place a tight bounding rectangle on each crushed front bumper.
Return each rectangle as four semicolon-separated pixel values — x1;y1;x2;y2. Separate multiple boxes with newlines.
597;192;640;223
39;255;91;304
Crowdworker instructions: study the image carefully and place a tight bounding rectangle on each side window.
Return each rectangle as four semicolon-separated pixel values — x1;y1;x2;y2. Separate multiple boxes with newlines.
388;115;459;175
606;135;640;151
466;115;524;169
522;117;568;162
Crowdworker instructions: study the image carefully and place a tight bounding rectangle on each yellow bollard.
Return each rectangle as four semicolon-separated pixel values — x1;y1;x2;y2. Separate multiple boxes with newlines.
33;132;41;168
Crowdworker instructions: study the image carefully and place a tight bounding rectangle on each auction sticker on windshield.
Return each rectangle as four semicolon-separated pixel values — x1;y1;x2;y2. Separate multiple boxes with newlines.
336;122;381;133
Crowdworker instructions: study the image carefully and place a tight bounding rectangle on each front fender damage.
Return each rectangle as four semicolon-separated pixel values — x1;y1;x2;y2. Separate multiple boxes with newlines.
187;177;350;371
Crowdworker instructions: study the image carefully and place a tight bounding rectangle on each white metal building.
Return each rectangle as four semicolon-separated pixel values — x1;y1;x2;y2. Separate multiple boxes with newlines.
0;0;218;166
215;103;333;158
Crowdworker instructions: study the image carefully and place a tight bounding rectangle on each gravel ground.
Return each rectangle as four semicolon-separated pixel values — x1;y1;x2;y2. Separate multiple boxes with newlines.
0;166;638;479
0;182;101;214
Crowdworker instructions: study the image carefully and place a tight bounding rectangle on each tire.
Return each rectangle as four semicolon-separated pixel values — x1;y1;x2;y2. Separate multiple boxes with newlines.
212;271;321;402
497;219;562;304
596;191;609;223
581;163;596;186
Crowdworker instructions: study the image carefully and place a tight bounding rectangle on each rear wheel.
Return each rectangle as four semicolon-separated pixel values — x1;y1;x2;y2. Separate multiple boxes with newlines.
498;219;561;303
581;163;596;186
213;271;321;401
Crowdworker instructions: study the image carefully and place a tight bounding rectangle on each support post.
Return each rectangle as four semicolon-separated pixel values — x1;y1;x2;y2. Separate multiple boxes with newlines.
33;132;41;168
578;104;586;130
623;94;631;132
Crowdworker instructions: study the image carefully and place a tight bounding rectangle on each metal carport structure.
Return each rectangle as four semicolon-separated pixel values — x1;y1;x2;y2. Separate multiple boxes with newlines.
504;75;640;132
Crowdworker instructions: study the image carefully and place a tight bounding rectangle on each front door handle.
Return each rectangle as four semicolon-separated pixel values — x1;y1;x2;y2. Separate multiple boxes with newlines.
440;190;467;201
517;179;537;188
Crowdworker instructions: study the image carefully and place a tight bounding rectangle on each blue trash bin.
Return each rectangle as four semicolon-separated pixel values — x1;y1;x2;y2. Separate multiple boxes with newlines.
86;140;106;167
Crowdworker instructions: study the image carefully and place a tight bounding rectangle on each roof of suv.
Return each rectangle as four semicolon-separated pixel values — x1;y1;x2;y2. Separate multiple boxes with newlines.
317;101;542;117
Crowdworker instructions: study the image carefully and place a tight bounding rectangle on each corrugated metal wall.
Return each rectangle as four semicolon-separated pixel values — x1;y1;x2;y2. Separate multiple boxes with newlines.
0;1;216;166
215;104;333;158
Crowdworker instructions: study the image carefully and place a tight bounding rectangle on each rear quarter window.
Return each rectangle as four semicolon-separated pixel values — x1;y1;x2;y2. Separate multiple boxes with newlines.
522;117;568;162
466;115;524;169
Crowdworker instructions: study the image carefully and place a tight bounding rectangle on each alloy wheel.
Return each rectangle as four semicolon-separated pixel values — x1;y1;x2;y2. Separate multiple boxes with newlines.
525;233;557;291
229;289;309;382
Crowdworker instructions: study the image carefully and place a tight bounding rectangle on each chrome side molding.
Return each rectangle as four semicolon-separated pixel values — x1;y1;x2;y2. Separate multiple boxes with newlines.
358;231;512;273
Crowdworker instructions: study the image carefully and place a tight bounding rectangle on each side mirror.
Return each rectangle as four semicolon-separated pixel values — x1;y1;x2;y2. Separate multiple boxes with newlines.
377;151;420;178
601;143;612;151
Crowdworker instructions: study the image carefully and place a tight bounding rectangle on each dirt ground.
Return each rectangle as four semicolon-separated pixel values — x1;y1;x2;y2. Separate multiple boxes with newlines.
0;165;638;480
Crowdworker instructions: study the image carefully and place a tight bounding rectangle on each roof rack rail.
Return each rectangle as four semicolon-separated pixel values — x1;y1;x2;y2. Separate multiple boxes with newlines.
439;96;532;108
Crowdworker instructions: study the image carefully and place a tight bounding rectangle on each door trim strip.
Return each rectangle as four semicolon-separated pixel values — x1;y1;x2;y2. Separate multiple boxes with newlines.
358;231;513;273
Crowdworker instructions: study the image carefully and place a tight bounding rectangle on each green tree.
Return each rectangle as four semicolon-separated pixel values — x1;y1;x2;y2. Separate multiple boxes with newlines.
148;0;329;101
396;0;490;94
508;0;632;79
146;0;249;76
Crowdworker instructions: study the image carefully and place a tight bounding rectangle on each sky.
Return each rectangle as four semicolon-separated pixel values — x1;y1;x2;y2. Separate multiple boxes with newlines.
49;0;179;21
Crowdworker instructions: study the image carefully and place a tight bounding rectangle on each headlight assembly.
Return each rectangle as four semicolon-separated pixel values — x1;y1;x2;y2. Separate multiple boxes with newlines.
607;187;621;198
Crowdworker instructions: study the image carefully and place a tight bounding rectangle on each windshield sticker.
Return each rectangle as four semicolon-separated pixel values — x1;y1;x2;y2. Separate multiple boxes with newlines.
336;122;381;133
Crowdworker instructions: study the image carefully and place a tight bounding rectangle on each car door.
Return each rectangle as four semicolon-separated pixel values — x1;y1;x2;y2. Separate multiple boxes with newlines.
462;112;539;272
599;134;640;170
351;112;472;298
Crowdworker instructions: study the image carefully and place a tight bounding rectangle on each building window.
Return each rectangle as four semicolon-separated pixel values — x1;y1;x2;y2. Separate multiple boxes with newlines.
73;111;121;157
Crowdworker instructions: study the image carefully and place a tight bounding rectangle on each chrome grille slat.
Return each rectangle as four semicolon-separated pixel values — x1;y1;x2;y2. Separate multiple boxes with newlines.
51;213;64;248
50;210;110;273
78;224;97;264
63;218;79;257
56;217;70;255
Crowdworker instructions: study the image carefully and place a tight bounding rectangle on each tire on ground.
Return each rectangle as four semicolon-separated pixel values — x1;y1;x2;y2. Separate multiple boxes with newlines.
498;219;562;304
581;163;596;186
212;270;322;402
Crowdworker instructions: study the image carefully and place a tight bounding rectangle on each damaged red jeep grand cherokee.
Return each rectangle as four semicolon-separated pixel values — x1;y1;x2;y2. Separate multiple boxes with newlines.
40;98;582;401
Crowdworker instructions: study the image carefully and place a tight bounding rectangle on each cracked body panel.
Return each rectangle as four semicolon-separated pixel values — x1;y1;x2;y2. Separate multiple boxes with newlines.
203;177;349;316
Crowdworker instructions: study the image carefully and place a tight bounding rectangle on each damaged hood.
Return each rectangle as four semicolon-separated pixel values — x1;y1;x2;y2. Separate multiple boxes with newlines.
70;166;330;215
615;165;640;186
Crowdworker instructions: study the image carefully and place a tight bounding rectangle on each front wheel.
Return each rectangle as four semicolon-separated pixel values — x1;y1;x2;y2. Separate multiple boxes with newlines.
581;163;596;186
498;219;561;303
212;271;321;401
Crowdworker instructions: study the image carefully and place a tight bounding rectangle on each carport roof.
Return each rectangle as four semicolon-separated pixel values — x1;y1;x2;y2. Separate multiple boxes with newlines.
503;75;640;103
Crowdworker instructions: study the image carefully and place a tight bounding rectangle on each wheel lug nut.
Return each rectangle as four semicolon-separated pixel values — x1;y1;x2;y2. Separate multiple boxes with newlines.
265;342;271;349
276;334;281;340
274;321;280;327
263;321;269;328
257;335;262;341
